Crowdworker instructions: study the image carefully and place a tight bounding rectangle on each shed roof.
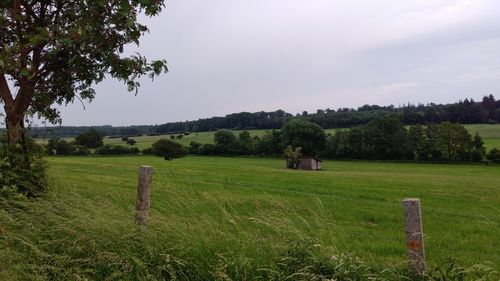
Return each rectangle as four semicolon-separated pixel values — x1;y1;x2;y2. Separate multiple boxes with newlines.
301;156;322;162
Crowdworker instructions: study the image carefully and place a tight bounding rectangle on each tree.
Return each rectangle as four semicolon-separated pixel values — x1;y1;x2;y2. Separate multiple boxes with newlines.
75;129;103;148
363;115;413;160
188;141;202;154
126;138;137;146
283;145;302;169
46;138;73;155
238;130;254;154
255;130;283;156
0;1;167;167
152;139;187;160
214;129;239;154
408;125;426;160
281;119;325;156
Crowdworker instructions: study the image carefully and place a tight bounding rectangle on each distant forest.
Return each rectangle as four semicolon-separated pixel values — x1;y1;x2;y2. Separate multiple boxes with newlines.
30;95;500;137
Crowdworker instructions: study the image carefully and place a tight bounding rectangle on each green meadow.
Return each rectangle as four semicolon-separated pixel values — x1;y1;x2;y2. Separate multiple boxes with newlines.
1;156;499;279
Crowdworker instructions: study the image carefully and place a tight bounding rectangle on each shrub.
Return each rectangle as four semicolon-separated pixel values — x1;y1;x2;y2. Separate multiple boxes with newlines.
46;138;74;155
170;135;176;140
75;129;104;148
199;143;216;155
176;135;184;139
188;141;202;154
95;145;140;155
1;136;47;197
46;138;91;156
121;136;129;141
142;147;154;155
71;145;91;156
151;139;187;160
126;139;137;146
487;148;500;162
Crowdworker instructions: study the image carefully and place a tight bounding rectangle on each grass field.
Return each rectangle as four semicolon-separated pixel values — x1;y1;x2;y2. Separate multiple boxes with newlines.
1;156;499;279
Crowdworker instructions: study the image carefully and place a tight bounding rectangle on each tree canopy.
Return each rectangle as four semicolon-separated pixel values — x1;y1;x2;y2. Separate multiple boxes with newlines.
0;0;167;155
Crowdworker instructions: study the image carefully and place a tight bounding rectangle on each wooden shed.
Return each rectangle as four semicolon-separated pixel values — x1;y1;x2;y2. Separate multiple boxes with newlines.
298;157;322;171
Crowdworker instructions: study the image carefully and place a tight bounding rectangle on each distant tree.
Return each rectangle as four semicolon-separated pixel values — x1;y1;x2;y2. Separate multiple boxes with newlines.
482;94;496;120
487;148;500;162
95;145;139;155
75;129;104;148
121;136;129;142
126;139;137;146
281;119;325;156
363;115;412;160
152;139;187;160
170;135;176;140
214;129;239;154
408;125;426;160
438;122;473;161
255;130;283;156
46;138;74;156
176;135;184;139
238;130;255;154
188;141;202;154
471;133;486;161
71;145;91;156
199;143;216;155
322;130;348;159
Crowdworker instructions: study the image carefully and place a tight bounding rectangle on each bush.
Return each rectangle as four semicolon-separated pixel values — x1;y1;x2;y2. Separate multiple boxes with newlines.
151;139;187;160
95;145;140;155
487;148;500;162
188;141;202;154
142;147;154;155
75;129;104;148
126;139;137;146
46;138;74;155
199;143;216;155
46;138;91;156
71;145;91;156
1;136;47;197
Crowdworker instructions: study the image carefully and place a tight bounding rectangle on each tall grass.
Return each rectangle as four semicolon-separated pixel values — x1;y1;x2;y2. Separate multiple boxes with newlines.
1;188;497;280
1;156;499;280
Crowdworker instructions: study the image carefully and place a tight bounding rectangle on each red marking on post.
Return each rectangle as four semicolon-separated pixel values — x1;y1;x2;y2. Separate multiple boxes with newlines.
408;241;422;251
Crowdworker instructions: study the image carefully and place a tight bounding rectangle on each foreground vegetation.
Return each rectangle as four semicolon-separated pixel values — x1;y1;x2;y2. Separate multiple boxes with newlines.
1;156;499;280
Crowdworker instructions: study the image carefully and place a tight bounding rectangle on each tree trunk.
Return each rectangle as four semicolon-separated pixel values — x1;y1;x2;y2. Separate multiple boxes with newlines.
4;109;29;169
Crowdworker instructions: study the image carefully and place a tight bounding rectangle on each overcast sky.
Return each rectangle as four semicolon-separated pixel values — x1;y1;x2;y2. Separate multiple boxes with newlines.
33;0;500;126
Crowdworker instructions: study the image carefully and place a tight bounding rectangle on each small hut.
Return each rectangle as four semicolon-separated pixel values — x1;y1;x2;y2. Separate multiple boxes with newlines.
298;157;322;171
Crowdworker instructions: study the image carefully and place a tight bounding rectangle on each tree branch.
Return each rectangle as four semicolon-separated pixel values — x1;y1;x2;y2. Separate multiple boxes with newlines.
0;74;14;107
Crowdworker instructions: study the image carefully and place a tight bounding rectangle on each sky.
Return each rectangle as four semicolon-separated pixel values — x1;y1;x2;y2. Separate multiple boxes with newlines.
28;0;500;126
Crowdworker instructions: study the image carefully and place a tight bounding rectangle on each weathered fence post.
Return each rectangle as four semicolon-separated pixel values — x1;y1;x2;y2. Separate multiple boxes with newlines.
135;165;153;227
403;198;426;277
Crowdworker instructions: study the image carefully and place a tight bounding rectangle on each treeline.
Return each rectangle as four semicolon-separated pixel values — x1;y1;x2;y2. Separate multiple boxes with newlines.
37;116;500;163
188;117;499;163
29;95;500;137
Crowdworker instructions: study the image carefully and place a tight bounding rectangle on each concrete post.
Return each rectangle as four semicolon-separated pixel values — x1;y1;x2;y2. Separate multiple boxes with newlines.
403;198;426;276
135;165;153;227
